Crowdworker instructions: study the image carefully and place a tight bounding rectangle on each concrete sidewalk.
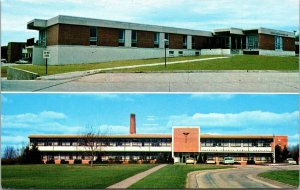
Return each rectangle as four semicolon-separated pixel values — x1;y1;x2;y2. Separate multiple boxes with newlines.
106;164;167;189
38;57;228;80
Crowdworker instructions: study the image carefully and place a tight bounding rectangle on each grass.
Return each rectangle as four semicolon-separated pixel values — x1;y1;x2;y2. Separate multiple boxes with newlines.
110;55;299;72
1;164;155;189
129;164;233;189
258;170;299;187
1;66;8;77
3;55;217;76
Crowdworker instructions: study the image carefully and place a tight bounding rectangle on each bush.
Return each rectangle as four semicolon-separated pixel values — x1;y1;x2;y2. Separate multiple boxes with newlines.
129;160;137;164
60;159;69;164
142;160;150;164
46;159;55;164
74;159;82;164
247;160;255;165
1;158;19;165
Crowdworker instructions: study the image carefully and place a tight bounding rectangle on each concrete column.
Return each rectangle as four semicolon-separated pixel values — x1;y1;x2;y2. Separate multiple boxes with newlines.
159;32;165;48
125;29;132;48
229;36;232;49
240;37;243;50
187;35;192;49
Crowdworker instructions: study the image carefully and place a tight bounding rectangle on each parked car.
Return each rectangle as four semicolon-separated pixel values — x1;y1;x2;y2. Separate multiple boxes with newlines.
1;59;7;63
286;158;297;165
223;157;235;164
16;59;29;64
186;157;195;164
206;158;216;164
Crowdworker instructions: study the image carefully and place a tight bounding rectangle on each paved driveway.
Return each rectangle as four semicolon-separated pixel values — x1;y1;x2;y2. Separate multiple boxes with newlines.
188;165;298;188
2;72;298;92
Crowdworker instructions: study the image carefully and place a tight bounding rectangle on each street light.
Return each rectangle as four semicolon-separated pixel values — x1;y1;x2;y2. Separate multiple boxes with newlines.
163;39;169;68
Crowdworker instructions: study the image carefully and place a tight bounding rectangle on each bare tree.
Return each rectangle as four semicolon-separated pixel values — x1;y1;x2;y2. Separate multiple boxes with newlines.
81;124;109;167
3;146;17;159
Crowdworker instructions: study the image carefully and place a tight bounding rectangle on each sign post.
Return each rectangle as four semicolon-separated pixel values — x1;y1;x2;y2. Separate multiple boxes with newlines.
43;50;50;75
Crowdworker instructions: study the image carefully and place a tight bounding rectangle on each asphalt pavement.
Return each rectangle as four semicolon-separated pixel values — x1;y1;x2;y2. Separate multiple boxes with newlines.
2;71;299;92
187;165;298;188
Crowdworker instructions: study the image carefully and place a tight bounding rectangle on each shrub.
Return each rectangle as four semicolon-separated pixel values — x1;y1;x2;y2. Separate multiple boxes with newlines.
74;159;82;164
129;160;137;164
142;160;150;164
60;159;69;164
247;160;255;165
46;159;55;164
1;158;19;165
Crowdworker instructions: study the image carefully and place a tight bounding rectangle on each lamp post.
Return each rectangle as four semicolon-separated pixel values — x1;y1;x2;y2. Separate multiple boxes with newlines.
163;39;169;68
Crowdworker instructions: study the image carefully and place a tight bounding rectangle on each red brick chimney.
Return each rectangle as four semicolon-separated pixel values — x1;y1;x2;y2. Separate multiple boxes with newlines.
130;113;136;134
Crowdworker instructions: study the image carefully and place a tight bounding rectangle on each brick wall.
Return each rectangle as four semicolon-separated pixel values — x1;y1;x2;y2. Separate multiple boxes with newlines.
7;42;26;63
137;31;154;48
46;24;59;46
283;37;295;51
98;27;119;47
169;34;183;49
259;34;275;50
271;136;288;150
193;36;209;50
58;24;90;46
173;128;199;152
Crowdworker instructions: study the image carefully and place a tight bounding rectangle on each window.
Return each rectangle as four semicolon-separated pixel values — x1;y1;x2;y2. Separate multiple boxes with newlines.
169;50;174;56
154;32;159;48
183;35;187;49
39;30;46;47
178;51;183;56
90;27;97;46
165;33;169;48
247;35;258;49
131;30;137;47
275;36;283;50
195;52;200;56
192;36;196;49
118;29;125;46
230;139;241;147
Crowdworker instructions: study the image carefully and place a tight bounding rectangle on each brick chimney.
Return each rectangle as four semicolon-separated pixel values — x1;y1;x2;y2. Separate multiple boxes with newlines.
130;113;136;134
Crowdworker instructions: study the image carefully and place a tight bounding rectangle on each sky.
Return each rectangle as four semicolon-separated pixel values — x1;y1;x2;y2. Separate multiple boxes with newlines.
1;0;299;46
1;93;299;153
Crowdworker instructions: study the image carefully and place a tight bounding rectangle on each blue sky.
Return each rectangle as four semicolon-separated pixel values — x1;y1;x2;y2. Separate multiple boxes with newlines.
1;0;299;46
1;93;299;152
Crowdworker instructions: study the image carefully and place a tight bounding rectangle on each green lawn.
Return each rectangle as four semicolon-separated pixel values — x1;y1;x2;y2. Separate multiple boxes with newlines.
110;55;299;72
4;55;217;76
130;164;233;189
258;170;299;187
1;66;8;77
1;164;155;189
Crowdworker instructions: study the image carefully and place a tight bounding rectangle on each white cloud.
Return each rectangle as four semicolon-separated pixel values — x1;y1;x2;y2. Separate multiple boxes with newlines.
190;94;236;100
168;111;299;127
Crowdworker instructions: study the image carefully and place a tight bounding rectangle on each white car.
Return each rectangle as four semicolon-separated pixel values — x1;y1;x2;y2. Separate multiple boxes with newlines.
1;59;7;63
223;157;235;164
206;158;216;164
286;158;297;165
186;158;195;164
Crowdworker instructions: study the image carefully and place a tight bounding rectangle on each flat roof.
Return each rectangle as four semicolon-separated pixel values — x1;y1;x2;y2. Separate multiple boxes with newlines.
29;134;275;139
244;27;295;38
28;15;213;37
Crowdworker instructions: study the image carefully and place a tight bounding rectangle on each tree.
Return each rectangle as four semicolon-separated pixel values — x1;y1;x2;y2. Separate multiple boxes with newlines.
20;143;43;164
289;144;299;164
281;146;289;161
81;125;108;167
275;145;283;163
3;146;17;159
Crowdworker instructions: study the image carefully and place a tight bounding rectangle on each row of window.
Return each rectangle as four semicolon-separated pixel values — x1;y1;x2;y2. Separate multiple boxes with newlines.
89;27;191;48
31;138;273;147
201;139;273;147
246;35;284;50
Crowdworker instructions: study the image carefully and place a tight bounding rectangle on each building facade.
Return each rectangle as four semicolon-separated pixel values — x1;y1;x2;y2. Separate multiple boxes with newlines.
29;114;288;164
25;15;295;65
